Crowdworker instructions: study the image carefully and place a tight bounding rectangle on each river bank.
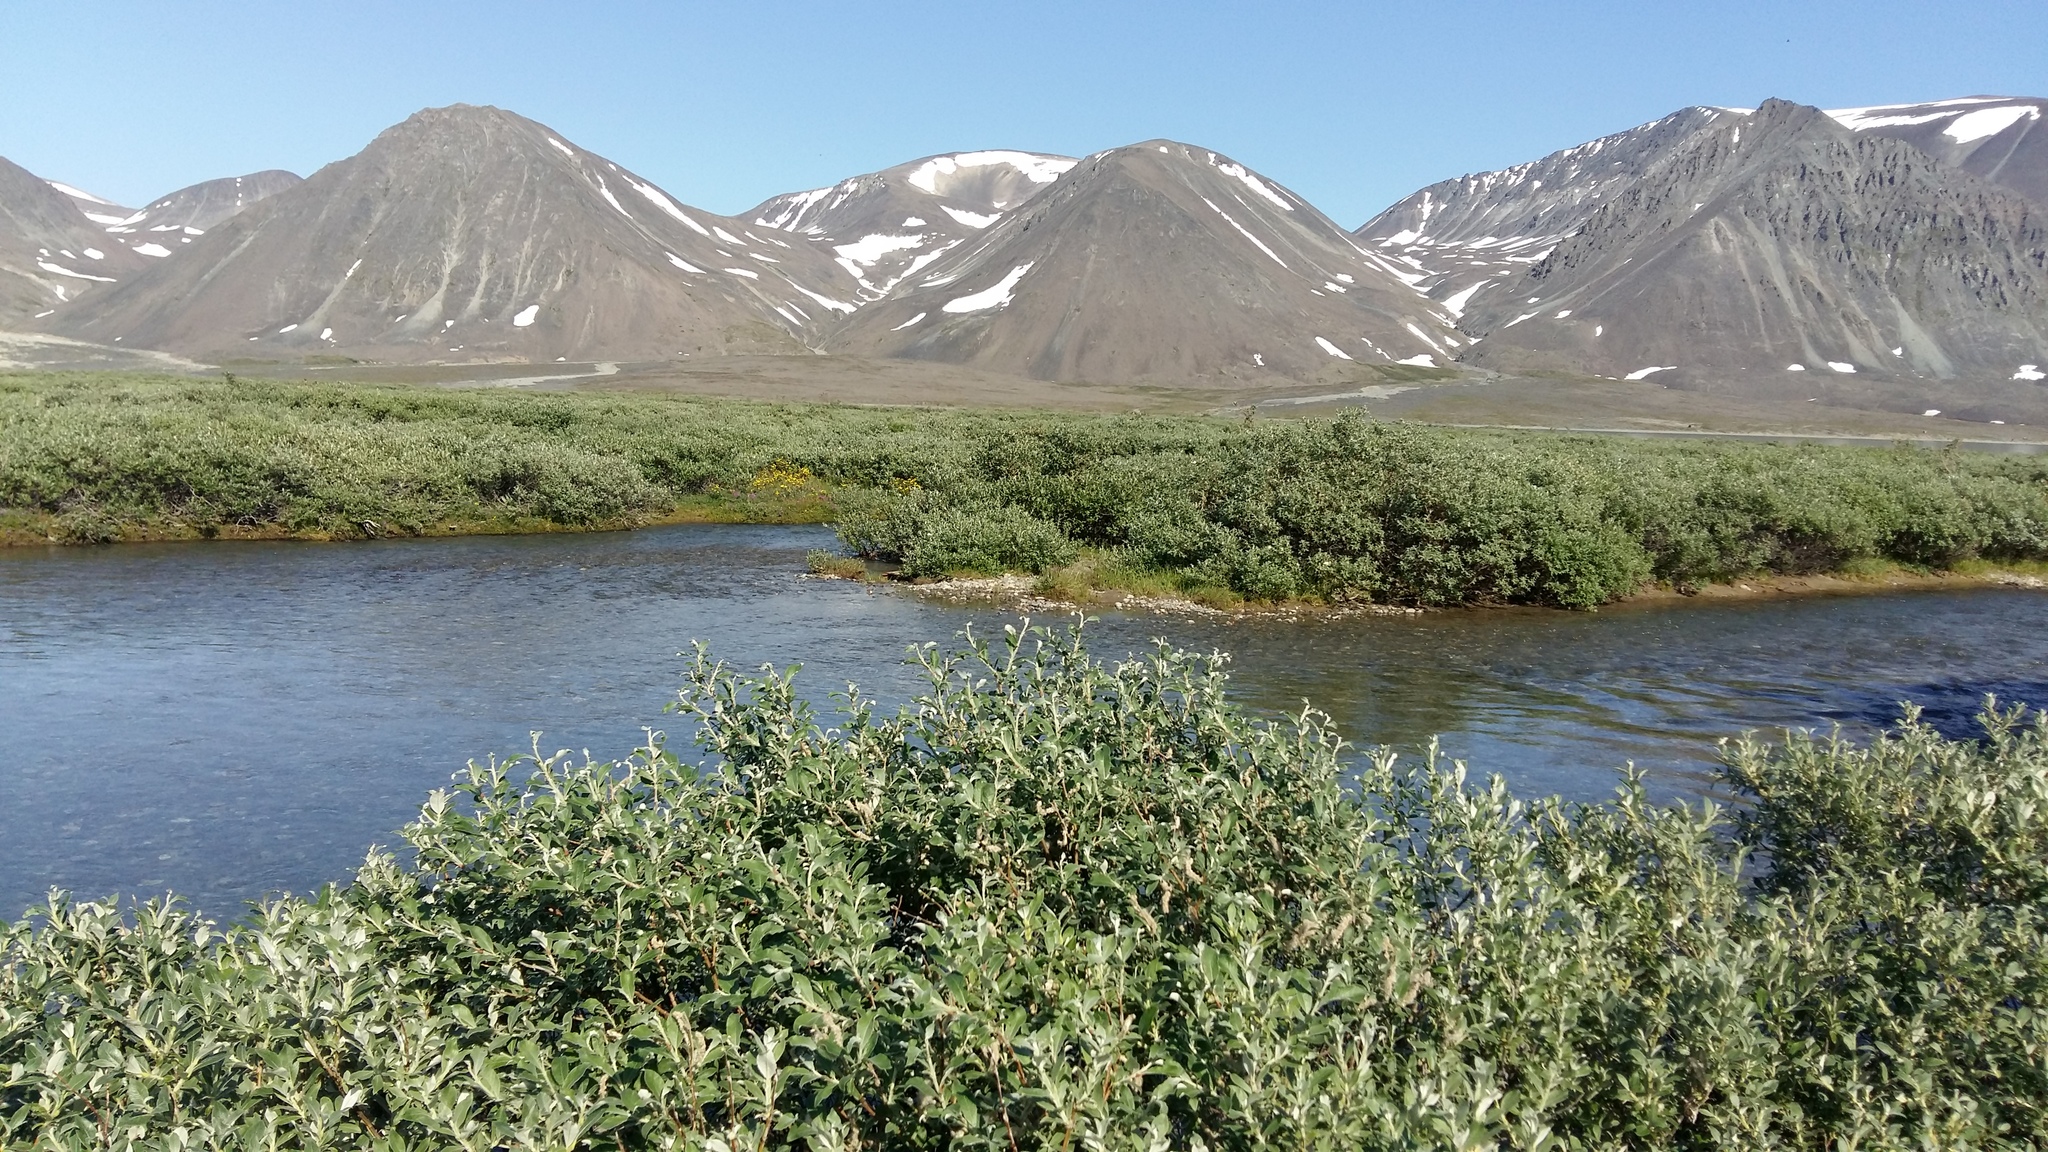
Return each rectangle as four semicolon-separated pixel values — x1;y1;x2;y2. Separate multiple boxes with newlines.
10;370;2048;610
812;555;2048;619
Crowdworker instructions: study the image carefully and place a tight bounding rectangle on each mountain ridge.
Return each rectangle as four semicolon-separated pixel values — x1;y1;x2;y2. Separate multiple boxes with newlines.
9;94;2045;400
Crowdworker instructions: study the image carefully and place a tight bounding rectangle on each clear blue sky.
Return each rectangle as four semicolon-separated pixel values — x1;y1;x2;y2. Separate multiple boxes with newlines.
3;1;2042;228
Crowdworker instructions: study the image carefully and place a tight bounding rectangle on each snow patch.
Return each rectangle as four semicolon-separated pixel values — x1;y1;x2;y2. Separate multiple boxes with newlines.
595;177;631;219
1922;409;1942;417
1323;281;1347;293
713;226;745;246
82;247;104;260
1827;361;1856;373
1441;281;1488;317
1315;337;1354;360
1403;323;1445;355
891;312;927;330
1212;160;1292;210
1502;311;1538;328
1198;197;1286;268
278;324;297;334
903;216;926;226
1892;346;1905;356
37;260;115;281
513;305;539;327
942;262;1034;313
345;258;362;278
320;328;333;340
834;233;926;266
905;151;1076;194
666;252;705;273
1394;354;1436;367
547;137;576;158
1944;104;2040;143
1786;364;1806;371
1554;309;1572;319
1624;366;1676;380
787;281;858;314
629;179;699;227
2015;364;2046;381
133;243;172;258
725;268;760;279
47;181;115;204
941;206;1001;229
1252;353;1264;367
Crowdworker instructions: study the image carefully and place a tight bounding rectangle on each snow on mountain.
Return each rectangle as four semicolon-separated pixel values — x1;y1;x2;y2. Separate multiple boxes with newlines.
1355;107;1735;321
746;150;1077;300
50;105;850;361
1825;95;2048;203
0;159;144;324
823;141;1463;384
1455;100;2048;386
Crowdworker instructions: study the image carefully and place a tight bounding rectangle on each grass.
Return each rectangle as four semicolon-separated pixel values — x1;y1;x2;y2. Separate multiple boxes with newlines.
7;370;2048;608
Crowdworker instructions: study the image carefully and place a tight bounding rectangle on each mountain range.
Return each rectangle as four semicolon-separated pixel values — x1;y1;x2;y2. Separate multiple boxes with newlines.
4;95;2044;406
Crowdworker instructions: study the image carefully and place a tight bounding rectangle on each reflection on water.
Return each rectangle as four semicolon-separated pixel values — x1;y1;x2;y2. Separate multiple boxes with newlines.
3;523;2044;917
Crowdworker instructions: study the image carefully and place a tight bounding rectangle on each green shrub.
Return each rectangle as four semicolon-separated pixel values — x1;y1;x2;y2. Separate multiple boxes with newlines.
6;372;2048;606
3;626;2044;1148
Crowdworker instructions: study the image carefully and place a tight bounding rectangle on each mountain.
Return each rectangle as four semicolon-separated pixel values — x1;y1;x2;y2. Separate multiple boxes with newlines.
43;180;137;226
46;105;852;361
1828;96;2046;204
1454;99;2048;386
819;140;1464;383
0;156;143;325
1356;107;1737;322
105;170;304;239
747;150;1077;297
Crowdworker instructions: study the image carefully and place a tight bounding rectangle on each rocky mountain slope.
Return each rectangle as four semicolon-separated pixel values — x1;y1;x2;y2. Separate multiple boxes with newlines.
1828;96;2046;204
1356;107;1737;322
819;141;1464;383
1456;99;2048;387
44;106;852;361
14;94;2046;398
0;156;143;325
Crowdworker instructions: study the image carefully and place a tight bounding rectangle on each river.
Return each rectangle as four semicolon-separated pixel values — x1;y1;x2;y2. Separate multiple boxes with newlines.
4;523;2044;918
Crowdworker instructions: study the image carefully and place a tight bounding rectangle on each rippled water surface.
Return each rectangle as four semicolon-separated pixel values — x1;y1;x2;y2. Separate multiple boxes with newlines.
4;524;2045;917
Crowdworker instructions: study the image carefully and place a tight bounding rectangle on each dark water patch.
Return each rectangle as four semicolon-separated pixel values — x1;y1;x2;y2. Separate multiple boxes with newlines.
5;525;2045;918
1818;678;2048;741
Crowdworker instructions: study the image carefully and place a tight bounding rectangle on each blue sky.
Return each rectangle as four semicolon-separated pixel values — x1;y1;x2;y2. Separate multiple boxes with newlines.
3;1;2042;227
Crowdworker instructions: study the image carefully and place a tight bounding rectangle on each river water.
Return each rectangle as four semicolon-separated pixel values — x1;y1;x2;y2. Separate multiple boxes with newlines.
4;524;2045;919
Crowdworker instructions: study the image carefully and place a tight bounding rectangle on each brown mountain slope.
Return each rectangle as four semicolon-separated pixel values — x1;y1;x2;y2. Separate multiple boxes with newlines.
46;105;850;361
823;140;1464;384
1458;99;2048;388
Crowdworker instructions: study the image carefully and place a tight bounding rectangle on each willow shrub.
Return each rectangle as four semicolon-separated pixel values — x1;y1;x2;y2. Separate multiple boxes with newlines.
838;418;2048;607
5;626;2045;1149
9;371;2048;604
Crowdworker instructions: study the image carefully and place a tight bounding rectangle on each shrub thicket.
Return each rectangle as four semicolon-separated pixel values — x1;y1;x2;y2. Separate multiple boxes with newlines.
4;627;2044;1149
6;372;2047;606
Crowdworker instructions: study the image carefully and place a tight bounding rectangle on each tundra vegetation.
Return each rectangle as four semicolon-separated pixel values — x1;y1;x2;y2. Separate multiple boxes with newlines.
3;625;2044;1149
5;371;2048;608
